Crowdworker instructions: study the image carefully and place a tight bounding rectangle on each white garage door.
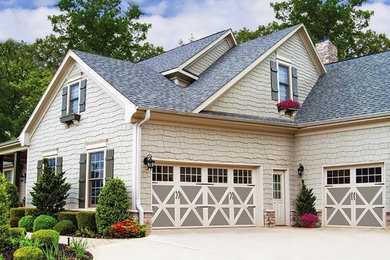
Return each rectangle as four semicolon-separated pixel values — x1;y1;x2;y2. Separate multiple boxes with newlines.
152;165;257;228
324;165;385;228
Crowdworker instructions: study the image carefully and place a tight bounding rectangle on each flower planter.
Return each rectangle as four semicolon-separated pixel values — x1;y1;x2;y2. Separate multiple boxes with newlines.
60;114;80;124
306;222;314;228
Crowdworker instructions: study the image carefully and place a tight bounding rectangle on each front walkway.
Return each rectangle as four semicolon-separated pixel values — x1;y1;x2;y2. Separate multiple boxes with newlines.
89;227;390;260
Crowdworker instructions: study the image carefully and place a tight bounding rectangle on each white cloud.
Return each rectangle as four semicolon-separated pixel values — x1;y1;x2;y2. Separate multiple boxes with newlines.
140;0;278;50
361;1;390;37
145;1;168;16
33;0;57;8
0;7;60;43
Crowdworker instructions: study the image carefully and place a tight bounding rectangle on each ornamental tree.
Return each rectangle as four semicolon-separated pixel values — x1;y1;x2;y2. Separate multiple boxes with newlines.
295;180;317;217
31;159;71;216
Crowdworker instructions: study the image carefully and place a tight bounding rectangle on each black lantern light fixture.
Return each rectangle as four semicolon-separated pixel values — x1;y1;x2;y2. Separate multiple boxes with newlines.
143;154;155;169
297;163;304;176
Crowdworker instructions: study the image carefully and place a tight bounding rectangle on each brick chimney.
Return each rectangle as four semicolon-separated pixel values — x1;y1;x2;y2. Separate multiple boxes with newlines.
315;36;338;64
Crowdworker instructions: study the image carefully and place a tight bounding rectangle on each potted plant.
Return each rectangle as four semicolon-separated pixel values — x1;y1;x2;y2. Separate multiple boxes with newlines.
299;213;318;228
276;100;301;117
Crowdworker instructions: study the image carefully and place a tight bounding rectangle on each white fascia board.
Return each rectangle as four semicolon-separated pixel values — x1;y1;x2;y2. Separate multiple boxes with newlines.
180;29;236;70
192;25;305;113
161;68;199;81
19;50;137;146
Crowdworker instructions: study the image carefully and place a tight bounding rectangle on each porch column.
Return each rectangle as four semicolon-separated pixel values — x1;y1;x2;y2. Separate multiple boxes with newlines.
0;155;3;173
13;152;21;188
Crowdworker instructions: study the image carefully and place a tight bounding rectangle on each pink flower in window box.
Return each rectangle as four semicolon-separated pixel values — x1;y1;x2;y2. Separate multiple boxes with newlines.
276;100;301;112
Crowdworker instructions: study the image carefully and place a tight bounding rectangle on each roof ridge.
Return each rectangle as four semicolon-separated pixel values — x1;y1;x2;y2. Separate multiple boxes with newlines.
326;49;390;66
139;29;230;63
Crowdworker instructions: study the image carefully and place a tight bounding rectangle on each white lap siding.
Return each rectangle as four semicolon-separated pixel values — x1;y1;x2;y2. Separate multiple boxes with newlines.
141;123;297;213
26;65;133;209
295;125;390;210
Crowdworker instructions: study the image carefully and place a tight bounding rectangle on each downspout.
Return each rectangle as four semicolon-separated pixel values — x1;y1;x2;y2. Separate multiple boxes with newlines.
135;110;150;224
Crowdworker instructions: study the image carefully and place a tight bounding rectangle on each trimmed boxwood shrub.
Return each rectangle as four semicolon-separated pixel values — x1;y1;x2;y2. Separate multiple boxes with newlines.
10;208;26;219
58;211;78;226
54;220;76;235
31;230;59;248
9;216;20;227
5;182;19;209
18;215;35;232
13;246;44;260
0;225;11;251
76;211;97;231
25;207;38;216
10;227;26;238
96;178;130;235
33;215;57;232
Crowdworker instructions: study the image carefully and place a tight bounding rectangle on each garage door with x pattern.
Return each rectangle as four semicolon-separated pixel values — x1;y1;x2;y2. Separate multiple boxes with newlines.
324;165;385;228
151;165;257;228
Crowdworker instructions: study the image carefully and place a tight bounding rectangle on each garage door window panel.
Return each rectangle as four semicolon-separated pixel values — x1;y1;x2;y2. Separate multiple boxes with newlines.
153;165;174;182
356;167;381;184
208;168;228;183
233;169;252;184
327;169;350;185
180;167;201;182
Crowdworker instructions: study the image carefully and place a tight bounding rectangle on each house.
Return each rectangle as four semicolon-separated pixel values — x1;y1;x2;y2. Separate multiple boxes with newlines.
1;23;389;229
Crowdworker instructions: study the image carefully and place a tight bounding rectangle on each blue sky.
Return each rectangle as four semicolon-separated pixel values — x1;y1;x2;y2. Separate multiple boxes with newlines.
0;0;390;49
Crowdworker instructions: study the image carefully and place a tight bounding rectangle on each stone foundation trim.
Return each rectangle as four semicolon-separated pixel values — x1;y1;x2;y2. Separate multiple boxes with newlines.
130;210;153;236
264;209;275;228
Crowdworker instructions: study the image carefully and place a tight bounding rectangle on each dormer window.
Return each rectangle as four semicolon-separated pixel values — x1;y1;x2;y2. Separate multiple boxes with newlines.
69;83;80;114
278;64;290;101
60;79;87;124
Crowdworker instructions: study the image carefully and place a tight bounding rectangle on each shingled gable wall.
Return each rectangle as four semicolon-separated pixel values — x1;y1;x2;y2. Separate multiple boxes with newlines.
25;64;133;208
205;33;320;118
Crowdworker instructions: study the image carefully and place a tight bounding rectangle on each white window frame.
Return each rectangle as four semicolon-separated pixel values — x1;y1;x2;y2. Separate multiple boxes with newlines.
277;60;293;102
43;157;57;173
4;169;13;182
64;79;81;115
85;148;106;209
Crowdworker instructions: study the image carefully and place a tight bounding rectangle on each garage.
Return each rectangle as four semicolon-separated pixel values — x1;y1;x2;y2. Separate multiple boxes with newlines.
324;164;385;228
151;164;257;228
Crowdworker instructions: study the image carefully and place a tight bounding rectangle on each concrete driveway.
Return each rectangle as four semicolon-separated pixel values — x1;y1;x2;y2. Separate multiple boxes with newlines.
91;227;390;260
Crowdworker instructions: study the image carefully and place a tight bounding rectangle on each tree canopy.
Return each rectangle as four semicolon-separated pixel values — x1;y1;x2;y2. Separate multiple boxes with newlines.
236;0;390;60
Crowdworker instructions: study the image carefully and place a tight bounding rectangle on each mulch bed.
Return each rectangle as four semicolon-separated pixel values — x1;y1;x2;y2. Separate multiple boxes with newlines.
1;244;93;260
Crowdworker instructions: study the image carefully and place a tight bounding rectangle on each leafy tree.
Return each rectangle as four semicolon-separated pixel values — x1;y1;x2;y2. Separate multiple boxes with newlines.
295;180;317;217
0;174;9;225
30;159;71;216
48;0;163;62
236;0;390;60
5;181;19;209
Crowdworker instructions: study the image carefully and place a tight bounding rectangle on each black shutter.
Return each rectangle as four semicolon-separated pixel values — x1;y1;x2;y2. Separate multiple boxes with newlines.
79;79;87;112
292;67;298;101
105;149;114;181
270;60;279;101
61;87;68;117
79;154;87;208
56;157;63;173
37;160;43;181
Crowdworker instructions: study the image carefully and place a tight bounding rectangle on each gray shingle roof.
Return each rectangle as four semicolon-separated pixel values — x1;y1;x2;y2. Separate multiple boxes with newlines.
185;24;301;111
294;50;390;124
73;50;187;111
138;29;229;73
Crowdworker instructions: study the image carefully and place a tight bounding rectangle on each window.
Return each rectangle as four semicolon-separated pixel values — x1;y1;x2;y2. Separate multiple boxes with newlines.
273;174;282;199
4;170;12;182
326;169;350;185
208;168;228;183
46;158;56;173
153;165;174;182
69;83;79;114
356;167;382;183
89;151;104;206
180;167;201;182
278;64;290;101
233;169;252;184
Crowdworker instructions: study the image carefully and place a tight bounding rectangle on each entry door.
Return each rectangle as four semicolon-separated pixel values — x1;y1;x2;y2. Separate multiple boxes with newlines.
272;171;285;225
324;166;385;228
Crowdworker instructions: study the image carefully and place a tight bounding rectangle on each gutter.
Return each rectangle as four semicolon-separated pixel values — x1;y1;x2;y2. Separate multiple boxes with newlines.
134;109;150;224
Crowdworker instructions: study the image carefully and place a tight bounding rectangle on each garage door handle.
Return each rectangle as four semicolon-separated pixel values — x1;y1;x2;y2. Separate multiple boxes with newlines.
375;206;385;209
175;191;181;199
375;183;385;186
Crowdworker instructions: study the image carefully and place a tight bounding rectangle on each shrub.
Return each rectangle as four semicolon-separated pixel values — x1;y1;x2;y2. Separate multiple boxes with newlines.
58;211;78;226
69;238;89;260
54;220;76;235
9;216;20;227
31;230;59;248
13;246;44;260
30;158;71;216
10;227;26;238
18;215;35;231
96;178;130;235
0;174;10;225
300;213;319;227
76;211;96;231
25;207;38;216
5;182;19;209
10;208;26;219
0;225;12;251
295;180;317;217
108;219;146;238
33;215;57;232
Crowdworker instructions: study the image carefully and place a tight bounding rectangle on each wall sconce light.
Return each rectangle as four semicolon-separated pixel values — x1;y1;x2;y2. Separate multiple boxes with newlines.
143;154;155;169
297;164;304;176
